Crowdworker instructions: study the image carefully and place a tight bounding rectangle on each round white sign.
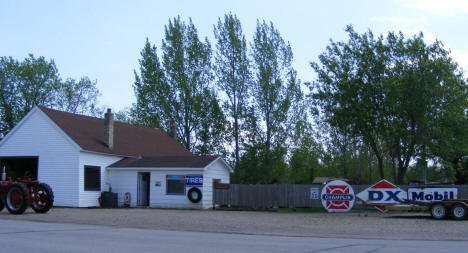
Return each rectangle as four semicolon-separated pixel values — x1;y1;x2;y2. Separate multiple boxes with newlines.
320;180;355;212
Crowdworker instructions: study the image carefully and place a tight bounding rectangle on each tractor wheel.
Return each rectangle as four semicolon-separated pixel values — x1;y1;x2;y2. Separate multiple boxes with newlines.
451;203;467;220
31;183;54;213
5;183;29;214
430;203;447;220
0;189;5;212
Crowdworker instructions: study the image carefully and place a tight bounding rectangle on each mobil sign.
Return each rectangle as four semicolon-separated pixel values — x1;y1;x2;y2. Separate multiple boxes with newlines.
408;186;457;202
356;179;406;212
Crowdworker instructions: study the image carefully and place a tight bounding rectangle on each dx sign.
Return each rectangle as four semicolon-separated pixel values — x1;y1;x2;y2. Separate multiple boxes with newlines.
367;190;403;203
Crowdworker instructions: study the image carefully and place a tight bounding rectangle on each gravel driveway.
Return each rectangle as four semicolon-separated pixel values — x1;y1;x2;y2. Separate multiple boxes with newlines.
0;208;467;241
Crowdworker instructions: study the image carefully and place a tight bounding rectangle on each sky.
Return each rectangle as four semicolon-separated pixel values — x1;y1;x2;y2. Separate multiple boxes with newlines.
1;0;468;112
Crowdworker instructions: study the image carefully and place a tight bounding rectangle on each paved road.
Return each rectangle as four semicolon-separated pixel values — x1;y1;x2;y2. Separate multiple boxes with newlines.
0;219;466;253
2;208;468;241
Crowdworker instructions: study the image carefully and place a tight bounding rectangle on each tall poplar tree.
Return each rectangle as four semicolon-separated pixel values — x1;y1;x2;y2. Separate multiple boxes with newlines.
250;20;302;177
132;17;225;155
214;13;250;168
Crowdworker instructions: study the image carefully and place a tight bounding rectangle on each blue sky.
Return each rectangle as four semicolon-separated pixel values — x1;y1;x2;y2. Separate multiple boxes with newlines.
1;0;467;111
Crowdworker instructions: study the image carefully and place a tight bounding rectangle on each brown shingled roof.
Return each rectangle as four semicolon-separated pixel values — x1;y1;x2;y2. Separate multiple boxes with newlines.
108;155;219;168
39;106;193;157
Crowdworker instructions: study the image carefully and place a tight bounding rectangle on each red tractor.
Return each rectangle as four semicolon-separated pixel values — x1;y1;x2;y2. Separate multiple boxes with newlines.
0;177;54;214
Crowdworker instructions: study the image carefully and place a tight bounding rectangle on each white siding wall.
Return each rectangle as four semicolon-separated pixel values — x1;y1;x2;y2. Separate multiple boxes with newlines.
78;152;122;207
107;170;138;207
150;170;204;208
0;109;80;206
202;159;230;208
106;169;204;208
107;159;230;209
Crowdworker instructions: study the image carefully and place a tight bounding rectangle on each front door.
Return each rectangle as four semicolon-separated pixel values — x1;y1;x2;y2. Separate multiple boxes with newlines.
137;172;150;206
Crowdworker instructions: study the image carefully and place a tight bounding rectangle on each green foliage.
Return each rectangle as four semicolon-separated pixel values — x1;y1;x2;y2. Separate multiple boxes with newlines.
131;39;165;128
251;20;303;171
114;108;132;123
406;163;454;184
232;143;288;184
132;17;226;155
56;77;100;115
288;142;318;184
0;55;100;135
214;13;250;168
311;25;468;184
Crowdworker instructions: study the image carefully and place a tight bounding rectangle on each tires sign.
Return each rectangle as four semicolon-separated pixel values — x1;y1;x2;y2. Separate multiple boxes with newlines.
185;174;203;187
321;180;355;212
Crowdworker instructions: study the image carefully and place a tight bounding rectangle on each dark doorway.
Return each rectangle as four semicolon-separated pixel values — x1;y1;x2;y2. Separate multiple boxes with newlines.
0;157;38;180
137;172;150;206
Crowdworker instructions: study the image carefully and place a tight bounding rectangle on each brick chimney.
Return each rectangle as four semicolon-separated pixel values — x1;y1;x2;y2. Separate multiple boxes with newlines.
104;108;114;149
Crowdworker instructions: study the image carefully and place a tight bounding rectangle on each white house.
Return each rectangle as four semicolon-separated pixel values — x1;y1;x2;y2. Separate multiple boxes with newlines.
0;106;231;208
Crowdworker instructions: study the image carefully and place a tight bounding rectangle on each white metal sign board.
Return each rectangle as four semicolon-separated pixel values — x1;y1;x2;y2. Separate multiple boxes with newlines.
356;179;406;212
310;188;319;200
320;180;355;212
407;186;457;202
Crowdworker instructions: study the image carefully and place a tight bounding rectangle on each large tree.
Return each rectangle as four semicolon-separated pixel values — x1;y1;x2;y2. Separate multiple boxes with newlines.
0;55;100;135
55;77;100;115
132;17;225;155
250;20;303;179
213;13;250;168
311;25;468;183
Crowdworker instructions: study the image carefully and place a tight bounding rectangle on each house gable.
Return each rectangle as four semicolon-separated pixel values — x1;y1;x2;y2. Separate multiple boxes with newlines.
0;106;81;206
0;107;81;151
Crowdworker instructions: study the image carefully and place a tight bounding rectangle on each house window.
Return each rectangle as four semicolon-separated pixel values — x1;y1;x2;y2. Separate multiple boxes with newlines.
84;166;101;191
166;175;185;195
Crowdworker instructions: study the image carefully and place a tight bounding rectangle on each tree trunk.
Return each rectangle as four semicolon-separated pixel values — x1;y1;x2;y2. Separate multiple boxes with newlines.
368;147;373;184
265;111;271;174
391;157;397;183
234;112;240;169
376;154;384;179
370;140;385;179
453;157;463;184
397;164;405;185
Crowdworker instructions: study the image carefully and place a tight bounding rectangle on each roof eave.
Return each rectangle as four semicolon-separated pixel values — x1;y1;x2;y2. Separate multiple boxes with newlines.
203;156;233;173
106;167;204;171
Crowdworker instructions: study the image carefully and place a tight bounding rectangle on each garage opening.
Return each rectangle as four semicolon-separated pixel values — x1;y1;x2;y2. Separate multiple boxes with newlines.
0;157;38;181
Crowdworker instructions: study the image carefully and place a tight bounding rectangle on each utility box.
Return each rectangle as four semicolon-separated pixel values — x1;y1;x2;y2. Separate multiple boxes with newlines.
100;192;118;208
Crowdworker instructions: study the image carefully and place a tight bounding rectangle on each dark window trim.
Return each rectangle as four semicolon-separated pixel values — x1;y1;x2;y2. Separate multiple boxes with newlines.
166;176;186;195
84;165;101;191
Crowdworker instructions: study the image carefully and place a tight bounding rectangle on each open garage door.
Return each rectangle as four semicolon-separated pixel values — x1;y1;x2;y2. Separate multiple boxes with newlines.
0;157;38;180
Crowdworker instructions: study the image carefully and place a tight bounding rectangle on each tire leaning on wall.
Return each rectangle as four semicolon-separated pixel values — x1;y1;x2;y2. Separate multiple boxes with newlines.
187;187;202;203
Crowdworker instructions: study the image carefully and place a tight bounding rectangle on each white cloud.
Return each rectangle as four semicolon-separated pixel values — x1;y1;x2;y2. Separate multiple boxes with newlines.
396;0;468;16
451;48;468;73
374;16;436;43
388;16;428;27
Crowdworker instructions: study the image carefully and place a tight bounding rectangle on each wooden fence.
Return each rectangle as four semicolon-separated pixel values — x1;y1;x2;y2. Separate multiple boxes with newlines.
213;184;468;209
